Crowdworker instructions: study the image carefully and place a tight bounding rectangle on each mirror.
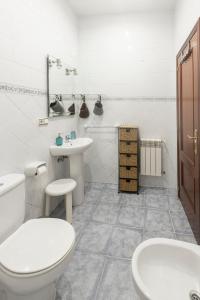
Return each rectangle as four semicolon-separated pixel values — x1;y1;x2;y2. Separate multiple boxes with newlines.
47;55;78;118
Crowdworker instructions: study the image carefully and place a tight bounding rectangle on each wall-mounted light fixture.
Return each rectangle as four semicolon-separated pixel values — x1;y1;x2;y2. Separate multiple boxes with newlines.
48;58;62;69
65;68;78;76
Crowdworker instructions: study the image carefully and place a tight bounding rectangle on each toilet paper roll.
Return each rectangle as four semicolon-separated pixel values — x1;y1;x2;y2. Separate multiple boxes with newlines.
36;165;47;176
25;161;47;176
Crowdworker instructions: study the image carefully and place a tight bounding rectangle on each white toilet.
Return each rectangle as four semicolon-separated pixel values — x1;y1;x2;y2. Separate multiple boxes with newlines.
132;238;200;300
0;173;75;300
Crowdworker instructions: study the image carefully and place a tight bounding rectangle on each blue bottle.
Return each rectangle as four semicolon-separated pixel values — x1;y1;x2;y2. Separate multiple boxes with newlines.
56;133;63;146
70;131;76;140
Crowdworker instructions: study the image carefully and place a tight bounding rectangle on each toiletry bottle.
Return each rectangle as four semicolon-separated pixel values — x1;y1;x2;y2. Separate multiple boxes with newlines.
56;133;63;146
70;131;76;140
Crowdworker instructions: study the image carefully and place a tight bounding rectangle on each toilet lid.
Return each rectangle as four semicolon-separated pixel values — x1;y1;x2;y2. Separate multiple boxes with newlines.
0;218;75;274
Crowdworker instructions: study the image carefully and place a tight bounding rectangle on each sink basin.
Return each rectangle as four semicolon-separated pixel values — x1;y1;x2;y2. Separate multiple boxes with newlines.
50;138;93;156
50;137;93;206
132;238;200;300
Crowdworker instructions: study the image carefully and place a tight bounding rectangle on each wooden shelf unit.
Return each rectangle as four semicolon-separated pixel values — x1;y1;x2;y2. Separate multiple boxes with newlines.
118;125;140;194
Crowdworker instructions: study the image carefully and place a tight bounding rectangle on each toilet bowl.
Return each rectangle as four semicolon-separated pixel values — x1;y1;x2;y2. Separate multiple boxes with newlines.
132;238;200;300
0;174;75;300
0;218;75;300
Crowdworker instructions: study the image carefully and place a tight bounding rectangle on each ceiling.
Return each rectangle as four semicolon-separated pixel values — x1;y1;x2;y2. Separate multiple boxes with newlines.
68;0;176;16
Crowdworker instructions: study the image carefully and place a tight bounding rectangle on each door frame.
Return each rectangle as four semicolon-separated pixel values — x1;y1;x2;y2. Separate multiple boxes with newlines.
176;18;200;243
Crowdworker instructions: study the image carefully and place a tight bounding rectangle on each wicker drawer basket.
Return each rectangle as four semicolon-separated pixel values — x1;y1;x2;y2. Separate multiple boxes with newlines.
119;128;137;141
120;179;137;192
119;141;137;154
119;154;137;166
120;166;137;179
118;126;139;193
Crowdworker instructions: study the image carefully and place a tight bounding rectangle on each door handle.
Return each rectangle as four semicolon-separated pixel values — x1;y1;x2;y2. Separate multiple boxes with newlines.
187;135;197;140
187;129;198;155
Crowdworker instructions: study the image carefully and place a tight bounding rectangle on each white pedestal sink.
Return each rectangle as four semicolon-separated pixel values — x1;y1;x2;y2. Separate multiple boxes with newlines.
50;138;93;206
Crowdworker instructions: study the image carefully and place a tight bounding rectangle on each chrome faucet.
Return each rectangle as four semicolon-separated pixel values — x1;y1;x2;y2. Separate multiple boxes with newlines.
65;135;70;143
65;135;72;145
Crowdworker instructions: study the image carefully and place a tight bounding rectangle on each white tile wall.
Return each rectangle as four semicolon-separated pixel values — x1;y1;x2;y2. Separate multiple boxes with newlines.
78;98;177;188
174;0;200;53
78;12;177;188
2;1;196;208
0;0;79;218
78;13;176;97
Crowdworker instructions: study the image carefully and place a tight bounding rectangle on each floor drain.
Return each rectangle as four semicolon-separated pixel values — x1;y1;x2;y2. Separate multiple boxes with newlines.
190;291;200;300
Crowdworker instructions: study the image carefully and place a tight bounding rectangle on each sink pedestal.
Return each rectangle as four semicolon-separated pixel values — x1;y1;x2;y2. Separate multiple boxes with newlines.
50;138;93;207
69;154;84;206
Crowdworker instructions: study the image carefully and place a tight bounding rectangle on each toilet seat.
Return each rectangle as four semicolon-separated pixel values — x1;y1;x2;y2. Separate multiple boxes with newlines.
0;218;75;275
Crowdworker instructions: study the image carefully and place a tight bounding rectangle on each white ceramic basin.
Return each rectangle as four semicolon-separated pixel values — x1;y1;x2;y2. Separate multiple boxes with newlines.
50;138;93;156
132;238;200;300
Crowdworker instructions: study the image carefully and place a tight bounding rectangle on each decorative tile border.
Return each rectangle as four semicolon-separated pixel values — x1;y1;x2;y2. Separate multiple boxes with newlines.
0;83;176;102
103;96;176;102
0;83;46;96
67;94;176;102
60;95;176;102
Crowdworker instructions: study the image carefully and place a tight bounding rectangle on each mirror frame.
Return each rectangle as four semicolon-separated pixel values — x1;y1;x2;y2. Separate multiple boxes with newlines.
46;55;76;118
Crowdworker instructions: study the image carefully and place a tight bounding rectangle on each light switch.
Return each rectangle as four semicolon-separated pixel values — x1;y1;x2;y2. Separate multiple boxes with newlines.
38;118;48;126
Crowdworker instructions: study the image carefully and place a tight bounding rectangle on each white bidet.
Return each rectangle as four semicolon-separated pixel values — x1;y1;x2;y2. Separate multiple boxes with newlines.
132;238;200;300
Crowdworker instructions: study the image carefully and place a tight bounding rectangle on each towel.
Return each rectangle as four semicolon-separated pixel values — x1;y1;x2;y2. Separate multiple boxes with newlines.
93;95;103;115
79;96;90;118
50;99;65;114
68;103;75;115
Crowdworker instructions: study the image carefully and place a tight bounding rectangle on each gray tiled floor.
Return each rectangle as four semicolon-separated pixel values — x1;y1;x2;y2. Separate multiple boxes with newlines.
145;209;173;232
93;203;121;224
77;222;113;254
52;183;197;300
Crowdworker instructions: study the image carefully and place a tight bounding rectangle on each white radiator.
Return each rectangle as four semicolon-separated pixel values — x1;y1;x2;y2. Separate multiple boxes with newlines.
140;139;162;176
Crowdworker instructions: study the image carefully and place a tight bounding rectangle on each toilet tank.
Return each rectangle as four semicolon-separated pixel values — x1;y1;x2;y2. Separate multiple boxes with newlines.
0;174;25;244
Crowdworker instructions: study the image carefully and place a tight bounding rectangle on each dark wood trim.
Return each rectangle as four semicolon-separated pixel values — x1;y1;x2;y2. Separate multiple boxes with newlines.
176;55;180;197
177;18;200;243
176;17;200;59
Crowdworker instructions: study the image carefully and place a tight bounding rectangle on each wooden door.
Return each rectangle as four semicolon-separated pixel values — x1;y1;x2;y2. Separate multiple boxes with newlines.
177;20;200;242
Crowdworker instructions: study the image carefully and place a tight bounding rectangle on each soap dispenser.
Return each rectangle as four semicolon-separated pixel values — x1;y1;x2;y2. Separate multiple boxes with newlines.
56;133;63;146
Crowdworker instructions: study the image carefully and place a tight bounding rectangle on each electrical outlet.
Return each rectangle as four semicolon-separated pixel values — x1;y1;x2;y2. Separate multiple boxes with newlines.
39;118;48;126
